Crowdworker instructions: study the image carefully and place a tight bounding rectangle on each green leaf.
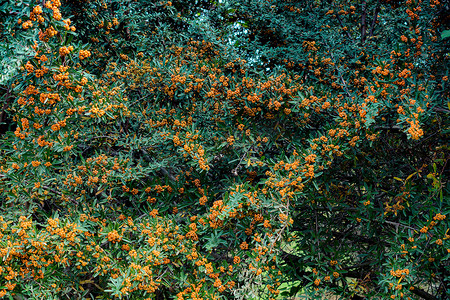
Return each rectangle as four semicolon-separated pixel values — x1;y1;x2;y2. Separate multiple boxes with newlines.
441;30;450;40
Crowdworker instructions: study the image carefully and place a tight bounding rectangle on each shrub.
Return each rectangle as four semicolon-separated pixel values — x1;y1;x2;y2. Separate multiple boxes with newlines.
0;0;448;299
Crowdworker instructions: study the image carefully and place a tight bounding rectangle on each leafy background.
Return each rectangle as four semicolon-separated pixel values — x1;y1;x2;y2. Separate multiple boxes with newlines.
0;0;449;299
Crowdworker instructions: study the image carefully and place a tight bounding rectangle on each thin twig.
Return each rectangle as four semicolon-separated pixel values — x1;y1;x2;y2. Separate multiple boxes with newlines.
433;107;450;113
335;13;354;42
385;220;417;231
231;146;252;176
325;43;353;99
42;185;78;205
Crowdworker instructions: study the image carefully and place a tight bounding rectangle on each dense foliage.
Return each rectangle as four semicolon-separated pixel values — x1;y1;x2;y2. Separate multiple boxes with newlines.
0;0;449;299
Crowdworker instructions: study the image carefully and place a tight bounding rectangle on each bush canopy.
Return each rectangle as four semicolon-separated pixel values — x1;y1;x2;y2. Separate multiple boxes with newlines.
0;0;449;299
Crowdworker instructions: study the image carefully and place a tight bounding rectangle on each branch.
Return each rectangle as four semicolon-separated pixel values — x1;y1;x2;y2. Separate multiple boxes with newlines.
331;230;389;246
384;220;417;231
101;35;120;57
433;107;450;113
281;251;368;299
160;167;176;182
328;53;352;98
372;125;402;130
410;287;439;300
140;149;177;182
42;185;78;205
361;0;367;44
335;13;354;42
1;86;13;125
369;0;381;38
0;173;77;205
231;146;252;176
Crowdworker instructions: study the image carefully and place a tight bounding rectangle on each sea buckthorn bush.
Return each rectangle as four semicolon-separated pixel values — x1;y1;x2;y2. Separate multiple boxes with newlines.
0;0;449;299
